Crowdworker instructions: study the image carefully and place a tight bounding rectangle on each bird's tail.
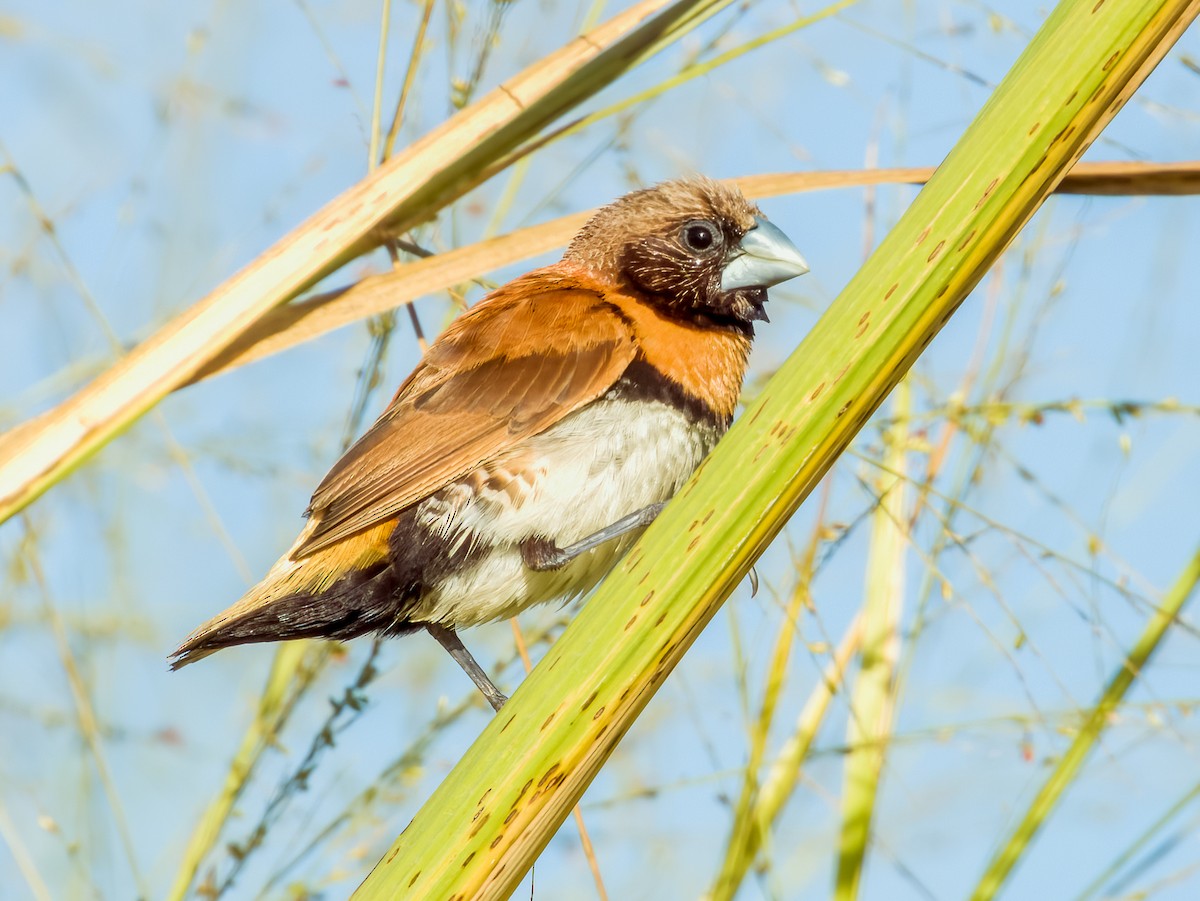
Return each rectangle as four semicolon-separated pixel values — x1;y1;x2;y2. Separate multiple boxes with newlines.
170;519;404;669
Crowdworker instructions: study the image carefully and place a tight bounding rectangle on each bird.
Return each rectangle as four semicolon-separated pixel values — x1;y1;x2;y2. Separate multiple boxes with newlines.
170;176;808;710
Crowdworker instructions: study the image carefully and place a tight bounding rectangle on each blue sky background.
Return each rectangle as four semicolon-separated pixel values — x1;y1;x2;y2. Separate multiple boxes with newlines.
2;1;1200;899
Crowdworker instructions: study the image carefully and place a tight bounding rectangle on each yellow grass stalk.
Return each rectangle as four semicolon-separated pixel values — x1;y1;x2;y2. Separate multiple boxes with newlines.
352;2;1200;898
706;617;863;901
835;379;910;899
166;643;329;901
705;494;829;901
0;0;737;525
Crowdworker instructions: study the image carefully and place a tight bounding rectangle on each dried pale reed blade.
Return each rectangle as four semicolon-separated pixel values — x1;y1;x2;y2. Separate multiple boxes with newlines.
1052;159;1200;194
186;212;592;385
188;160;1200;387
0;0;732;526
735;160;1200;199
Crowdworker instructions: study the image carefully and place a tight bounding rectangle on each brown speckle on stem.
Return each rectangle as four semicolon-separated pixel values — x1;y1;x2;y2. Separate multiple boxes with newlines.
974;177;1000;210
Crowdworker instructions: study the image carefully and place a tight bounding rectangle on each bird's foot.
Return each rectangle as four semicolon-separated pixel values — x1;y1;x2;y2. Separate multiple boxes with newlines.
425;624;508;712
519;501;669;572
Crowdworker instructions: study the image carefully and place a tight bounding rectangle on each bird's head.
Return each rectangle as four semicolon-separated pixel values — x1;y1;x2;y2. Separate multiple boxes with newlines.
564;176;808;334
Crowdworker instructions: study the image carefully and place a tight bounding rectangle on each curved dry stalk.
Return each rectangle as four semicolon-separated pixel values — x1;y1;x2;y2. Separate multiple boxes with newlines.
184;161;1200;387
3;153;1196;530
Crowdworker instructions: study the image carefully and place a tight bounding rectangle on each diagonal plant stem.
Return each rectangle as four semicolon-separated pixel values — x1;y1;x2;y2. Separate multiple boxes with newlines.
510;619;609;900
252;617;566;896
970;543;1200;901
367;0;393;170
557;0;858;140
383;0;436;162
353;3;1200;898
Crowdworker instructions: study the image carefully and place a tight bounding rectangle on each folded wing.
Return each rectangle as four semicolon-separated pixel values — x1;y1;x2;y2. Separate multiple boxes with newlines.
294;270;639;556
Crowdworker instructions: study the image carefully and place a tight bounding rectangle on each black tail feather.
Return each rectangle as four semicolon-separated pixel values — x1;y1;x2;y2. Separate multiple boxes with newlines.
169;565;417;669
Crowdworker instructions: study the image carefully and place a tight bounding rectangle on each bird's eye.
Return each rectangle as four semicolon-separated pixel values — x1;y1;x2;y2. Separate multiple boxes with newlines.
681;221;717;253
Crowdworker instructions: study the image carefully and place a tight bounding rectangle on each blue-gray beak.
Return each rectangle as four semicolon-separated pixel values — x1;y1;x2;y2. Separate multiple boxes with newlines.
720;218;809;293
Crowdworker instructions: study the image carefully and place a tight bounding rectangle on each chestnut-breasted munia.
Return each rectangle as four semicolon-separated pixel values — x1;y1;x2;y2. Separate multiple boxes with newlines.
171;177;808;709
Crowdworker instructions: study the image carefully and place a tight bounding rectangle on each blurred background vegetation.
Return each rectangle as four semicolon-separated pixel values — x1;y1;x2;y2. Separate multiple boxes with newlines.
2;1;1199;899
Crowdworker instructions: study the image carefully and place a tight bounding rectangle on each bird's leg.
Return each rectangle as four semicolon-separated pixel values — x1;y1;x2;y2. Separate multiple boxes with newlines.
428;502;667;709
521;501;669;572
425;624;508;712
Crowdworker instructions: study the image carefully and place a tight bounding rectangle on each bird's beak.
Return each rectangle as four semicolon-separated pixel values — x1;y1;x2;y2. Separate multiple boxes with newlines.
720;218;809;293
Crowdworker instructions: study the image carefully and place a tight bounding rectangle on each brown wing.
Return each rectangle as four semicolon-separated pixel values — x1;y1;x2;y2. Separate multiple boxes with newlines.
293;270;637;557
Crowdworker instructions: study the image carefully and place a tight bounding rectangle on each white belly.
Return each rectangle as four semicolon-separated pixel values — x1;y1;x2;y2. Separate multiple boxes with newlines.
406;397;721;627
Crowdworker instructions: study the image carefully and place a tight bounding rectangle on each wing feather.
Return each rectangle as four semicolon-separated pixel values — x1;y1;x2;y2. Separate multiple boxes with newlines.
294;272;636;556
